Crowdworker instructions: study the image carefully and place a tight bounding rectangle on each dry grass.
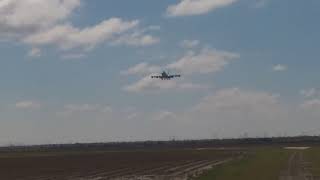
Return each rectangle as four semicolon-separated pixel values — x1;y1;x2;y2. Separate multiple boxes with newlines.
304;147;320;177
197;147;291;180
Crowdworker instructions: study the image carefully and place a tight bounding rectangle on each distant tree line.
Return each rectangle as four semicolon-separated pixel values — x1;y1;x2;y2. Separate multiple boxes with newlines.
1;136;320;152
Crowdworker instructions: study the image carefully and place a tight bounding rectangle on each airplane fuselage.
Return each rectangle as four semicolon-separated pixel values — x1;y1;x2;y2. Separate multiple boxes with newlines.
151;71;181;80
161;71;169;79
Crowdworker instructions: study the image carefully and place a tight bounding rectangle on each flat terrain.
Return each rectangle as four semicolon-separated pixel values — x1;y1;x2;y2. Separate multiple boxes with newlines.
0;149;241;180
1;146;320;180
198;147;320;180
303;147;320;179
197;148;291;180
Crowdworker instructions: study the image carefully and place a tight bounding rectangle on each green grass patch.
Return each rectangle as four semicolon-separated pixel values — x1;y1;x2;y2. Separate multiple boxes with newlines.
196;148;291;180
304;147;320;176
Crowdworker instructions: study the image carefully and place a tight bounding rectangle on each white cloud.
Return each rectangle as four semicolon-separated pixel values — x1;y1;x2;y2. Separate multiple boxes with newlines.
62;53;86;60
0;0;81;37
23;18;140;50
15;101;41;110
252;0;268;8
166;0;238;17
28;47;41;57
194;88;279;111
112;32;160;47
301;99;320;110
64;104;102;112
116;88;304;140
178;82;209;90
0;1;159;55
273;64;287;72
301;88;318;98
124;76;177;93
127;112;139;120
180;88;292;138
180;40;200;48
167;49;239;74
122;49;239;76
64;104;97;112
152;111;176;121
124;75;208;93
63;104;112;114
122;48;238;93
7;88;320;144
121;62;161;76
146;25;161;31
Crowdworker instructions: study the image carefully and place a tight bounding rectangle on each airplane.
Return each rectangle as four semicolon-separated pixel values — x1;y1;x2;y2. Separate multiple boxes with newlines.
151;71;181;80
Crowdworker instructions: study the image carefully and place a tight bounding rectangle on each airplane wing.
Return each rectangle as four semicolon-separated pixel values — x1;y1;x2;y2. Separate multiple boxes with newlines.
151;76;162;78
169;75;181;78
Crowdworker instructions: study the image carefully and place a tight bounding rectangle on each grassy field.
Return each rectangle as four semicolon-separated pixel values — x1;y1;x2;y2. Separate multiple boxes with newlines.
197;147;291;180
304;147;320;177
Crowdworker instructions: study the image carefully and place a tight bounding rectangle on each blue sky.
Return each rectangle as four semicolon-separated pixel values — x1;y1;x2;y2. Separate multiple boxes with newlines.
1;0;320;145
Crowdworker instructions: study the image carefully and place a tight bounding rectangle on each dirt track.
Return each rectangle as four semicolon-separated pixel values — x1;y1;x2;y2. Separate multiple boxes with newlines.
279;151;315;180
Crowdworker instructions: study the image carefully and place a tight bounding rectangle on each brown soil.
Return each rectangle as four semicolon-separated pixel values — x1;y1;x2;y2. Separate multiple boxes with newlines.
0;149;238;180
